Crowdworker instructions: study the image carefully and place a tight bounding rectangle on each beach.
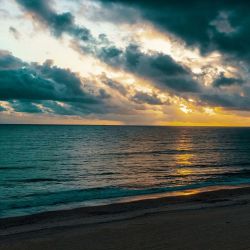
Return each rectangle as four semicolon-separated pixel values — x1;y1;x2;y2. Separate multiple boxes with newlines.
1;186;250;250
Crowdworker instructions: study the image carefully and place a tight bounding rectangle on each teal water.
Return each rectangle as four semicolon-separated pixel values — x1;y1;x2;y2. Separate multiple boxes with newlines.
1;125;250;218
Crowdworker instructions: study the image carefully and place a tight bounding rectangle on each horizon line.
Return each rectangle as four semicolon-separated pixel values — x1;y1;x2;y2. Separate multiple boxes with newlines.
0;123;250;128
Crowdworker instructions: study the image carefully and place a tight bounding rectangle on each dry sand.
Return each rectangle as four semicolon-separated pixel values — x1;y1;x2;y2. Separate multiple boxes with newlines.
1;186;250;250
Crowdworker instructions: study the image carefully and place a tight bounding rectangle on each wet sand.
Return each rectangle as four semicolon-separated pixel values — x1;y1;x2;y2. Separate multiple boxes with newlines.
1;186;250;250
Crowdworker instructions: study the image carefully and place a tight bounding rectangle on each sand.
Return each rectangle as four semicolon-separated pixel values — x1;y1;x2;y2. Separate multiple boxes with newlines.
1;186;250;250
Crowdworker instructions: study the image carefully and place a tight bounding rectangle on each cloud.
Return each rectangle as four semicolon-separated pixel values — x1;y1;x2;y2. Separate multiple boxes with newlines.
9;26;21;40
213;73;244;88
99;0;250;62
210;11;235;34
101;73;167;106
101;75;128;96
0;51;99;103
0;50;115;115
0;50;24;69
10;100;43;113
131;91;163;105
92;0;250;112
78;1;141;24
0;51;144;117
96;43;201;93
15;0;93;40
0;105;6;112
12;0;250;114
15;0;201;94
201;92;250;111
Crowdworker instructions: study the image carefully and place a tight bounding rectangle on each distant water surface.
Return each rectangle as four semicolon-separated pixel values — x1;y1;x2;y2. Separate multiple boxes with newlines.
0;125;250;218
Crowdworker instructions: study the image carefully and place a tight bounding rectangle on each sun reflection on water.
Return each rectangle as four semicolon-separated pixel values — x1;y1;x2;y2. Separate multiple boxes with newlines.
175;154;194;166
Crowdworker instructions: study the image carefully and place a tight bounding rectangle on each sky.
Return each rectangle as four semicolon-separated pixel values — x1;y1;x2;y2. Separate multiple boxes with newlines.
1;0;250;126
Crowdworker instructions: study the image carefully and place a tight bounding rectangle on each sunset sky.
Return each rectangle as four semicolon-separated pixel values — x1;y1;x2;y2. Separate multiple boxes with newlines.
1;0;250;125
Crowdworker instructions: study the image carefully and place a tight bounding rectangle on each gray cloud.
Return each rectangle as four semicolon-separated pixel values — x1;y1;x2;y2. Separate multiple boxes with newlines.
0;50;24;69
98;0;236;58
15;0;201;95
0;51;98;103
96;43;201;93
101;76;128;96
201;92;250;111
131;91;163;105
99;0;250;63
96;0;250;111
0;51;143;116
213;73;244;88
10;100;43;113
13;0;250;113
16;0;92;40
0;50;115;115
9;26;21;40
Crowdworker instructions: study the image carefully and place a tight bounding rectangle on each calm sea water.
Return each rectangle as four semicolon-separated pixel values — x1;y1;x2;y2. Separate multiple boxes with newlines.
0;125;250;218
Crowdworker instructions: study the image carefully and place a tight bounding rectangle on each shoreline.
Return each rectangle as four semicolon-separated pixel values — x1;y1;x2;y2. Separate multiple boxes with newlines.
1;185;250;238
1;185;250;250
1;183;249;221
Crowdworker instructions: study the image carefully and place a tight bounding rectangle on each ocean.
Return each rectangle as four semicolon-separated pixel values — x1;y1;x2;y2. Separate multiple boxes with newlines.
0;125;250;218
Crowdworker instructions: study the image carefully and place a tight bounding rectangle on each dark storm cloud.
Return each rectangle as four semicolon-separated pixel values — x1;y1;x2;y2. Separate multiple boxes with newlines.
0;51;138;116
97;0;250;110
41;100;109;116
0;51;116;115
99;0;250;61
15;0;201;94
10;100;43;113
96;43;200;93
131;91;163;105
201;92;250;111
0;51;98;103
0;50;24;69
15;0;92;40
213;73;244;88
14;0;250;112
4;99;109;116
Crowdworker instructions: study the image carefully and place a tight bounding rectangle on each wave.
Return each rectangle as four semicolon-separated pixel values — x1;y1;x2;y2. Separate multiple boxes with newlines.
100;148;249;156
8;178;59;183
4;179;249;211
0;166;34;171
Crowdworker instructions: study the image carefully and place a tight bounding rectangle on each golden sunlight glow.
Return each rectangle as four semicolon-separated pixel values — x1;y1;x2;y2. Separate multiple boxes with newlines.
132;23;241;87
177;168;193;175
203;107;215;115
175;154;193;166
180;104;192;114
